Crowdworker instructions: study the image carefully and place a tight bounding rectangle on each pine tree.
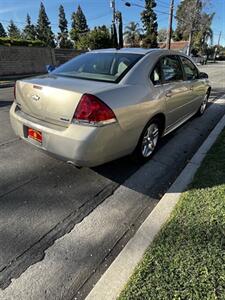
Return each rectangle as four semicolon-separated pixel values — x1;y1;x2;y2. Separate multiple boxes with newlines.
141;0;158;48
0;22;7;37
58;5;73;48
70;5;89;42
23;14;36;40
58;5;68;33
8;20;21;39
36;2;55;47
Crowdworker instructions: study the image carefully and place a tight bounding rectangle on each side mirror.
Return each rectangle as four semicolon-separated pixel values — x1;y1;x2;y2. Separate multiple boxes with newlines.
199;72;208;79
46;64;55;73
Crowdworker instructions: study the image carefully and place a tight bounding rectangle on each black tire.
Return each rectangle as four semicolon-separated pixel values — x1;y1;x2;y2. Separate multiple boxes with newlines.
132;117;162;163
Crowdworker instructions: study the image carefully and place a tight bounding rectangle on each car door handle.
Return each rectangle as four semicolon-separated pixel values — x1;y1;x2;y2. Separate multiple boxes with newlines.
166;91;172;97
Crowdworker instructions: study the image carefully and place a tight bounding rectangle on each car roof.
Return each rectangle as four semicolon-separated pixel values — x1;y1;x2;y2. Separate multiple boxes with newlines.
90;48;164;55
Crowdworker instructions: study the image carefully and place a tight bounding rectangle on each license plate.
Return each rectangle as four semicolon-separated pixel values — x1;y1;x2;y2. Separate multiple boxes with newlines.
28;128;42;144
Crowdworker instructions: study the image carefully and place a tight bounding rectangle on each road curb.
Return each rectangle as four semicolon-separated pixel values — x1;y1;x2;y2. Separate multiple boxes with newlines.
85;94;225;300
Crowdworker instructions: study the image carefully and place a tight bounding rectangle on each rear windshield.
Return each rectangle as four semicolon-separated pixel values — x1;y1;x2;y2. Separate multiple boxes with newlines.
53;52;144;83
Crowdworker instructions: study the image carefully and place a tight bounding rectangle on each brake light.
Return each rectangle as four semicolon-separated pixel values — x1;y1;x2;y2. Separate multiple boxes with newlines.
14;83;16;100
74;94;116;124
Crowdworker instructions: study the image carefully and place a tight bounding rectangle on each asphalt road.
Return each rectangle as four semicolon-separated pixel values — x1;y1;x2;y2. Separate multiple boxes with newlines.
0;62;225;299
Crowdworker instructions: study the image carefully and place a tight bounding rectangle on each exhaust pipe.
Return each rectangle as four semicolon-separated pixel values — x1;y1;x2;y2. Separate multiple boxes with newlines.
67;161;82;169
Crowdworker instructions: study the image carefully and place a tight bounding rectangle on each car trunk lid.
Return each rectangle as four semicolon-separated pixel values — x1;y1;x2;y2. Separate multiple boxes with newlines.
15;74;115;127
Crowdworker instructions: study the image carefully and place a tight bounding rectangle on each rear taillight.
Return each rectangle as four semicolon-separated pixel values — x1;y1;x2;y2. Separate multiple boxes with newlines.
14;83;16;100
73;94;116;125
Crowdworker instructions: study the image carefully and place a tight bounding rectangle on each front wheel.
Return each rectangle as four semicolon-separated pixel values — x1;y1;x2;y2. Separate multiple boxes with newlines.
132;119;160;163
197;93;209;116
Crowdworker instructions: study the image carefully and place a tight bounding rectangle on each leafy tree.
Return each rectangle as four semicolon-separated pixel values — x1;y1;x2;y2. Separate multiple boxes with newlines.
124;22;142;47
58;5;73;48
175;0;214;54
70;5;89;43
157;28;167;43
76;26;112;50
36;2;55;47
175;0;203;40
116;11;123;48
202;16;214;46
141;0;158;48
8;20;21;38
23;14;36;40
0;22;7;37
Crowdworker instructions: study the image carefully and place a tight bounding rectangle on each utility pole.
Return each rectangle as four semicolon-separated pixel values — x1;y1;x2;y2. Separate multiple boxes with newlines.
166;0;174;49
110;0;116;27
217;31;222;46
187;0;200;56
110;0;118;47
187;30;193;56
214;31;222;61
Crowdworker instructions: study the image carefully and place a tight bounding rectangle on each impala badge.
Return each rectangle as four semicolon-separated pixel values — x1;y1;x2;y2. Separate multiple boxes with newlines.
31;95;40;101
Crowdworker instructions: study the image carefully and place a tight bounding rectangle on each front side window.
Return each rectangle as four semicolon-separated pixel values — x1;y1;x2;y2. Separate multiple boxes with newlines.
161;55;183;83
180;56;199;80
150;62;162;85
52;52;144;83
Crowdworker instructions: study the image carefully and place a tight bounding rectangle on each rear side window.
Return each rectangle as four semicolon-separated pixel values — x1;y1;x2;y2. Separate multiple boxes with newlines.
180;56;199;80
161;55;183;83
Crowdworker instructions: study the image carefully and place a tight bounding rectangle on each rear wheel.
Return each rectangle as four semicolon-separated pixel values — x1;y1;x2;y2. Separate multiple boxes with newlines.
132;118;161;163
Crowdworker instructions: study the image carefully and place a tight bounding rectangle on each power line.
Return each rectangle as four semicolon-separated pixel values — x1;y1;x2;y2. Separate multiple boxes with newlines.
136;0;169;6
122;1;190;25
122;0;170;15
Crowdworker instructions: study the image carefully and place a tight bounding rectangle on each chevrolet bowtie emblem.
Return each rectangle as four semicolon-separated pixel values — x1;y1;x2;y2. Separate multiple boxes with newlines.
31;95;40;101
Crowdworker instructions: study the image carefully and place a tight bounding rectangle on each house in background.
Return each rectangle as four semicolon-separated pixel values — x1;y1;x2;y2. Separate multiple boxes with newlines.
124;40;189;53
158;41;189;54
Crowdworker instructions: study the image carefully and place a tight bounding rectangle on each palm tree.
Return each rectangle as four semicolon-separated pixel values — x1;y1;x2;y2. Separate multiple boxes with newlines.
200;13;214;45
124;22;142;47
202;27;213;46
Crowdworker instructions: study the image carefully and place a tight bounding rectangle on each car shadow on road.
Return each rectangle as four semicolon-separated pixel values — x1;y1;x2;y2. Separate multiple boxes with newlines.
0;101;12;108
92;98;225;199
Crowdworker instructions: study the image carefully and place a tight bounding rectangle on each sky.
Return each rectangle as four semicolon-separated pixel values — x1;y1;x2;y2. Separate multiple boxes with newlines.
0;0;224;46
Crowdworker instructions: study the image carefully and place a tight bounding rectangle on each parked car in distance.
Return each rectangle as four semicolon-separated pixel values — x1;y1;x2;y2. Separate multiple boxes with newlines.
10;48;211;167
216;54;225;61
191;54;207;65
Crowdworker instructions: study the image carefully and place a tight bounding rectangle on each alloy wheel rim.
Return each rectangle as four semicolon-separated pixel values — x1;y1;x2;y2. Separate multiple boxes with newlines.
200;95;208;114
141;123;159;158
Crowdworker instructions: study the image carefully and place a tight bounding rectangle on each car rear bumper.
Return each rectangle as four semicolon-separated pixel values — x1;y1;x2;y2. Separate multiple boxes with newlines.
10;102;131;167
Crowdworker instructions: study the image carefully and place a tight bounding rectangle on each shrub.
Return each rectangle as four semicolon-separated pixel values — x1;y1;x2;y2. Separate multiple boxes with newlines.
0;37;45;47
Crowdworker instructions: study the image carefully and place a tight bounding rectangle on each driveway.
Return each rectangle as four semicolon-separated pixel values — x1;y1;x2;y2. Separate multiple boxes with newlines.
0;62;225;299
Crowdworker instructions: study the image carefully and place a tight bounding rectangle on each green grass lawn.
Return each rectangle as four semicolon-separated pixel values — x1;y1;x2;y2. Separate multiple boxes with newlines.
119;130;225;300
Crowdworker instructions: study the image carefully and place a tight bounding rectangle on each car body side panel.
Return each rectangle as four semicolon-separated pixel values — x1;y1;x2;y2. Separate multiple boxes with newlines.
162;81;190;128
186;79;205;111
95;83;167;151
